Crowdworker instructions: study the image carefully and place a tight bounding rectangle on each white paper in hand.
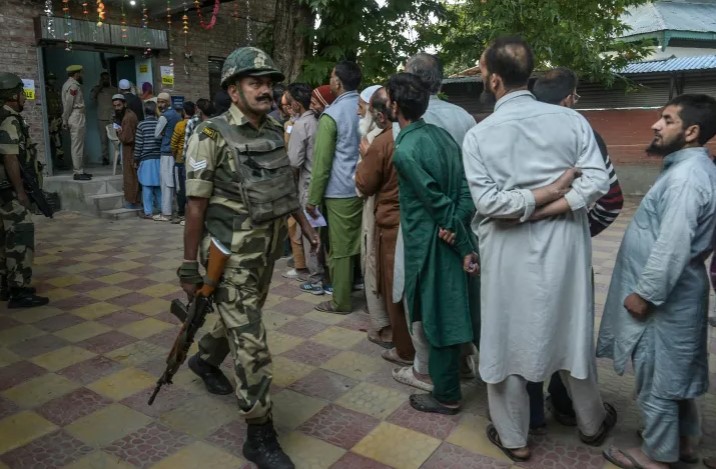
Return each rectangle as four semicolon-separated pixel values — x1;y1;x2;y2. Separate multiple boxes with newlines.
305;208;327;228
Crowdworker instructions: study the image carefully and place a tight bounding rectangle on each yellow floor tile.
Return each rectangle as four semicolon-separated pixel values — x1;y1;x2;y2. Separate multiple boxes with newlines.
96;272;137;285
0;325;44;346
262;311;297;331
302;310;345;325
0;348;21;367
85;286;133;301
2;373;80;407
353;422;441;469
65;403;152;446
145;271;182;284
150;258;183;270
294;292;328;305
72;253;107;263
334;382;406;419
138;283;181;298
265;331;305;355
446;414;513;463
272;389;327;431
0;411;58;453
71;302;122;320
321;351;383;380
278;431;345;469
311;326;366;350
81;244;114;253
43;288;76;302
159;394;236;438
271;356;316;387
129;298;171;316
54;321;112;342
33;254;62;265
106;260;144;272
106;341;169;367
45;275;86;288
62;451;138;469
30;345;97;372
119;317;174;339
60;262;100;274
7;306;62;324
149;441;245;469
87;367;157;400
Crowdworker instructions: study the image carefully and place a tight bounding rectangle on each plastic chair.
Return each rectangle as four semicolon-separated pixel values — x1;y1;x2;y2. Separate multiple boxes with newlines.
106;124;121;176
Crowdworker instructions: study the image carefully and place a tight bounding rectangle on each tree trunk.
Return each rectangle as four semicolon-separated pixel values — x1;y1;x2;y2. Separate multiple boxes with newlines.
271;0;313;82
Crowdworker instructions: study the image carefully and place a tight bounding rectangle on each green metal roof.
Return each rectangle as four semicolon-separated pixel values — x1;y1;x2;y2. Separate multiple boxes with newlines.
620;1;716;39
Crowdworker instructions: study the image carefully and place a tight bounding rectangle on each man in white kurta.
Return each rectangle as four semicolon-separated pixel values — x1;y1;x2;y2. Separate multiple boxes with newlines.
462;37;612;460
597;94;716;469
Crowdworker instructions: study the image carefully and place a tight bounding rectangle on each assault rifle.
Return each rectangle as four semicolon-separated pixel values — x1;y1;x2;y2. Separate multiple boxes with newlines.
20;163;53;218
147;237;232;405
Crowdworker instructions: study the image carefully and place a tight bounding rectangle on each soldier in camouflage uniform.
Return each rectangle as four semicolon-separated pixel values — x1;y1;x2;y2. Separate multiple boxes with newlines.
0;73;49;308
179;47;318;469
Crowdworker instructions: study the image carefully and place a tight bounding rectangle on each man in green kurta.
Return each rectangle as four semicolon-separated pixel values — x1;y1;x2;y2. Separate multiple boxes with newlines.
387;72;477;414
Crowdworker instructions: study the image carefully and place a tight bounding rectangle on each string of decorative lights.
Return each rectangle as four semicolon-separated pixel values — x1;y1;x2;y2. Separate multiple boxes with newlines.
167;0;174;66
142;0;152;57
44;0;55;38
82;1;89;22
182;1;190;51
62;0;72;50
121;0;129;57
96;0;106;26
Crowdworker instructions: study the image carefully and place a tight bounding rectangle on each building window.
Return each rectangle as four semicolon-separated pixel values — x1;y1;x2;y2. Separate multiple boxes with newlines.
208;56;225;100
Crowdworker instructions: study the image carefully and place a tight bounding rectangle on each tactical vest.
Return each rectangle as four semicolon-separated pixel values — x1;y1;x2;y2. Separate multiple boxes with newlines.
0;107;36;191
206;116;299;223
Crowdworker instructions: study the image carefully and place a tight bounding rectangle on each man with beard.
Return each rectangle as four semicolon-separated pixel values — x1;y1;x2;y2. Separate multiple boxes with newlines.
462;37;613;461
61;65;91;180
387;72;475;415
181;46;318;468
91;72;115;165
118;79;145;122
154;92;180;221
112;94;140;209
306;61;363;313
598;94;716;469
356;84;391;347
356;87;415;365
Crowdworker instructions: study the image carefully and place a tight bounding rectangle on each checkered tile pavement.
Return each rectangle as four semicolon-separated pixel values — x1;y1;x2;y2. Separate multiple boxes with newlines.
1;201;716;468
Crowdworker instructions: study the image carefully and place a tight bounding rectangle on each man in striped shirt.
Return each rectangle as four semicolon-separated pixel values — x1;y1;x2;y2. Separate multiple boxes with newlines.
526;66;624;432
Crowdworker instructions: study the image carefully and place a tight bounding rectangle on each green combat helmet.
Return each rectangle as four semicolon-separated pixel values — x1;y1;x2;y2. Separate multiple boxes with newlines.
0;73;23;101
220;47;285;88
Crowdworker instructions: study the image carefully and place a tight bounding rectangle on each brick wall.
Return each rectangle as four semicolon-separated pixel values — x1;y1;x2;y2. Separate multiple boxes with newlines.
1;0;47;161
581;109;716;166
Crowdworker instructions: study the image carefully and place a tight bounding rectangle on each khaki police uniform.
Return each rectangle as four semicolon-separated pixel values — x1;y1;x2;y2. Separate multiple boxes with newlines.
61;76;86;174
0;105;35;289
186;104;288;424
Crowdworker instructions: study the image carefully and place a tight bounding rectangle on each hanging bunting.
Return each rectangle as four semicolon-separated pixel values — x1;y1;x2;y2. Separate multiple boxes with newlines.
96;0;106;26
167;0;174;67
195;0;220;30
182;1;190;51
62;0;72;50
44;0;55;38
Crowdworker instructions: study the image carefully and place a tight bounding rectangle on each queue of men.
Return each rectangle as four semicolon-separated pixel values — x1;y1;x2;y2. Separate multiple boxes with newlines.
1;35;715;469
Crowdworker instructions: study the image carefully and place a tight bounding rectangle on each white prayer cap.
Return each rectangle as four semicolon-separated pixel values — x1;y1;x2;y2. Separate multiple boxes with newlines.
118;79;131;90
360;85;382;103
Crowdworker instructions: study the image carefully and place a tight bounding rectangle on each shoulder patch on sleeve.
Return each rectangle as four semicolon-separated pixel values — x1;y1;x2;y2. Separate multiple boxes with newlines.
70;88;78;97
202;127;217;140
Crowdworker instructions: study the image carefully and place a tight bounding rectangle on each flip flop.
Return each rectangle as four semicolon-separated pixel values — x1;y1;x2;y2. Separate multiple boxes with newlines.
392;366;433;392
314;300;351;315
636;429;698;464
409;393;460;415
602;446;644;469
367;332;393;349
580;402;617;447
486;423;530;462
381;348;414;366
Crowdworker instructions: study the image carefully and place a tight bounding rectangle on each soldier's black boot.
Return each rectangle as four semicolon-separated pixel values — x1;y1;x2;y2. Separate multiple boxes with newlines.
7;288;48;309
0;276;7;301
188;354;233;395
243;420;295;469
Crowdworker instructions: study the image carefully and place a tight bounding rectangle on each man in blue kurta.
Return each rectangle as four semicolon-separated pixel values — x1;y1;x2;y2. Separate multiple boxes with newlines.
386;72;476;414
598;94;716;469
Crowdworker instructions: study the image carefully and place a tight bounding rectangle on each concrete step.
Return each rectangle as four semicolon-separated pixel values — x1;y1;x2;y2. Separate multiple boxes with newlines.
100;208;141;220
43;171;124;215
87;192;124;212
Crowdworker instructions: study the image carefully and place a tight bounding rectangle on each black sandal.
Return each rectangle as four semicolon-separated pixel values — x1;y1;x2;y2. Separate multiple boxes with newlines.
486;423;530;462
409;394;460;415
580;402;617;447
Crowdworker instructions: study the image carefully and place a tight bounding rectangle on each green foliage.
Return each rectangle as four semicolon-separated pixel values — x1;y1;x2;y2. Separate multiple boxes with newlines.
297;0;445;86
420;0;651;85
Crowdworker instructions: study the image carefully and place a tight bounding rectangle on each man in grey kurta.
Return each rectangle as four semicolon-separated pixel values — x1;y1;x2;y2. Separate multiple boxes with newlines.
598;94;716;469
462;37;613;461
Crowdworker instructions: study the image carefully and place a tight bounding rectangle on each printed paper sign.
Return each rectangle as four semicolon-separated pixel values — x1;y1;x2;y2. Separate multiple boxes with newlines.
22;79;35;100
160;66;174;87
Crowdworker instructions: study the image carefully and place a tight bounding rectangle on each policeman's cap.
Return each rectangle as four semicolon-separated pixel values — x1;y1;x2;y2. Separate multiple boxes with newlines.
66;65;83;73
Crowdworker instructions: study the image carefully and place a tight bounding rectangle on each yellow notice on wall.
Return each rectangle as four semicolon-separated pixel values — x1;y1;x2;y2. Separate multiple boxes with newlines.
139;64;148;73
22;79;35;100
160;66;174;87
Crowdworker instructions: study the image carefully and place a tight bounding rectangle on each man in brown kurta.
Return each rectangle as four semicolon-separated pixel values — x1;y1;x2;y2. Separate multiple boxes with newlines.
112;94;140;206
355;87;415;364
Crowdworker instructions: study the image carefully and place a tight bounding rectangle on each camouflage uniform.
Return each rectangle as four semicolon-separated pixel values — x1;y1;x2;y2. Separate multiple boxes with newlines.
0;105;35;289
186;104;288;424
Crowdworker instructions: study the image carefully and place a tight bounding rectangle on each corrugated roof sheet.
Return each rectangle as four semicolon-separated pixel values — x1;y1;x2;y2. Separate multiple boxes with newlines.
619;54;716;73
621;1;716;37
